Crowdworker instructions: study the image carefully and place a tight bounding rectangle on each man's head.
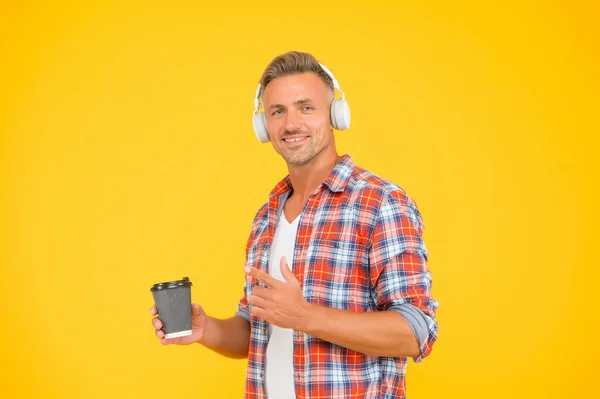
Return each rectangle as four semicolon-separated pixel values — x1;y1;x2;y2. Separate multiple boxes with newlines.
258;51;338;167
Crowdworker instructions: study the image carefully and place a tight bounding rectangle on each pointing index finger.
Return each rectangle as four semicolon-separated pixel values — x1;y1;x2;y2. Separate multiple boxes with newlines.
244;266;279;287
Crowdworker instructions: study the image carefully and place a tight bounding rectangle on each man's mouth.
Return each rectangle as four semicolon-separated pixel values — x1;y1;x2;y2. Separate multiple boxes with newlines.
282;135;310;144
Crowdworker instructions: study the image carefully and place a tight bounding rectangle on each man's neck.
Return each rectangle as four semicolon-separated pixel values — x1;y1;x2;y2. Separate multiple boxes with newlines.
287;149;341;202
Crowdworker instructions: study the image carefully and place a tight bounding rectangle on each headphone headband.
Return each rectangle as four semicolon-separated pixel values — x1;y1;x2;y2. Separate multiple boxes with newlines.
253;84;262;115
317;62;339;91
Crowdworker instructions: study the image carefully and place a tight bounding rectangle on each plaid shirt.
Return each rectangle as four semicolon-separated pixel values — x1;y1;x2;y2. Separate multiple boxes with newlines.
237;154;438;398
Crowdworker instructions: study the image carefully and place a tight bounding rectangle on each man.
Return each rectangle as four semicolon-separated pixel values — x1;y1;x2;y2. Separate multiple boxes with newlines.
151;51;439;398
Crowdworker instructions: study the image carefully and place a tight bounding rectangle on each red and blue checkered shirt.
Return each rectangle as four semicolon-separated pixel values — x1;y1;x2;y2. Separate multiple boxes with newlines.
236;154;438;398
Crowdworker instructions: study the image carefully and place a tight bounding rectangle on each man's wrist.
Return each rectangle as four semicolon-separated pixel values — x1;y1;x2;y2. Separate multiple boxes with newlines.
300;301;325;335
197;315;213;346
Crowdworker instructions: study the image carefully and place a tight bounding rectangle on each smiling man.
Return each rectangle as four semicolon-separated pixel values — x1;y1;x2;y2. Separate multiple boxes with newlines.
151;51;439;399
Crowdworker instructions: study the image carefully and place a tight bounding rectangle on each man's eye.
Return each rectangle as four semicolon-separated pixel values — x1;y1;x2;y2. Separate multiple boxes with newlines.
271;110;283;116
303;106;314;111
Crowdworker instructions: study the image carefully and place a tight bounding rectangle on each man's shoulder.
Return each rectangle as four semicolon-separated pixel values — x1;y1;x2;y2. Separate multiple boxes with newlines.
250;201;269;225
348;163;417;207
348;163;425;234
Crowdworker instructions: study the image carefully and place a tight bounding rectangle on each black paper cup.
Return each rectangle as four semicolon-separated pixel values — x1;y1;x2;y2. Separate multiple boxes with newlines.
150;277;193;339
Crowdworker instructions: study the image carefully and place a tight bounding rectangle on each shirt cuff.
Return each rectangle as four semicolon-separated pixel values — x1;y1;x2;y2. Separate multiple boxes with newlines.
388;302;433;363
235;307;251;323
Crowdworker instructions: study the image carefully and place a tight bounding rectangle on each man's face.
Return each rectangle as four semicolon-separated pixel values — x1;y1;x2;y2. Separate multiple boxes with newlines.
262;72;334;167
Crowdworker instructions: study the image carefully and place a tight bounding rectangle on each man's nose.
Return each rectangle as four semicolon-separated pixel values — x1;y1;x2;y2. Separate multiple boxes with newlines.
284;109;303;132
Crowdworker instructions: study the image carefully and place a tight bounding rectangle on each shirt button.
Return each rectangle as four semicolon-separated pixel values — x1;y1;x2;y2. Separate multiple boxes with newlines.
262;329;267;335
259;372;263;378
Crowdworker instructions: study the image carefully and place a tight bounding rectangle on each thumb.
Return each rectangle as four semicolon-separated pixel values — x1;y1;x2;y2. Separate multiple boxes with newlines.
191;303;204;316
280;256;297;284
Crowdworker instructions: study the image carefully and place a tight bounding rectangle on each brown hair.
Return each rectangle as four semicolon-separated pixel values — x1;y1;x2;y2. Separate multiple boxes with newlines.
259;51;334;97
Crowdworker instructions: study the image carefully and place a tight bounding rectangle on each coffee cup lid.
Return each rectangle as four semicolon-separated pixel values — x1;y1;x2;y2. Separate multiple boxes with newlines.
150;276;193;291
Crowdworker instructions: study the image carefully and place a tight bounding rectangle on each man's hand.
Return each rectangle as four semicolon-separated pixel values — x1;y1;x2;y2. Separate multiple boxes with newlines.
244;256;313;331
151;303;207;345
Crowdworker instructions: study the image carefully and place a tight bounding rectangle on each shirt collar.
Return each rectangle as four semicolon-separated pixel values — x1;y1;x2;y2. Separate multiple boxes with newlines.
268;154;355;198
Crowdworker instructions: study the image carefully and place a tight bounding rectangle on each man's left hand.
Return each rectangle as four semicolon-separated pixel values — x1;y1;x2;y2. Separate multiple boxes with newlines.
244;256;313;331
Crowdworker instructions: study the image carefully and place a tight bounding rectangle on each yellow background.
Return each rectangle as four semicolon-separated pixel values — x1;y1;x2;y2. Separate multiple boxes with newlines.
1;1;598;398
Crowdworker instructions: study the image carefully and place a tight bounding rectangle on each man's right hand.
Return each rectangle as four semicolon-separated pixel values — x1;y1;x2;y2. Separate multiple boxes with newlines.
150;303;207;345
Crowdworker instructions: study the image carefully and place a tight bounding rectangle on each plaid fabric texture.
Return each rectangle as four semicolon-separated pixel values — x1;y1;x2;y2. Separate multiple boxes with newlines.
238;154;438;398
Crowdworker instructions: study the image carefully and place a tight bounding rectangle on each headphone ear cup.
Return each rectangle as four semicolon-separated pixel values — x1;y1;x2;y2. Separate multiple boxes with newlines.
252;112;269;143
330;99;351;130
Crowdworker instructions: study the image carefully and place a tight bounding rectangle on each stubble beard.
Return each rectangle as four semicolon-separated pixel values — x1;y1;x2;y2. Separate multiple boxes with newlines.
283;136;332;167
283;144;317;166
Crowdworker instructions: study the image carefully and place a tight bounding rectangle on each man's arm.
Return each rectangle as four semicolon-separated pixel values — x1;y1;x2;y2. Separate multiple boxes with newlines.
151;304;250;359
296;245;436;358
247;253;432;359
302;304;420;357
199;315;250;359
363;189;439;362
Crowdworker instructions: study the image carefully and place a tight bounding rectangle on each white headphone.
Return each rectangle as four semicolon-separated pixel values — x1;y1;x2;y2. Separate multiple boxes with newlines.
252;62;351;143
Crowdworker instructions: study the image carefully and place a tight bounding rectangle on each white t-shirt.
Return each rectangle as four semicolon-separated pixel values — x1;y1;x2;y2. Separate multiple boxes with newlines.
265;212;299;399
